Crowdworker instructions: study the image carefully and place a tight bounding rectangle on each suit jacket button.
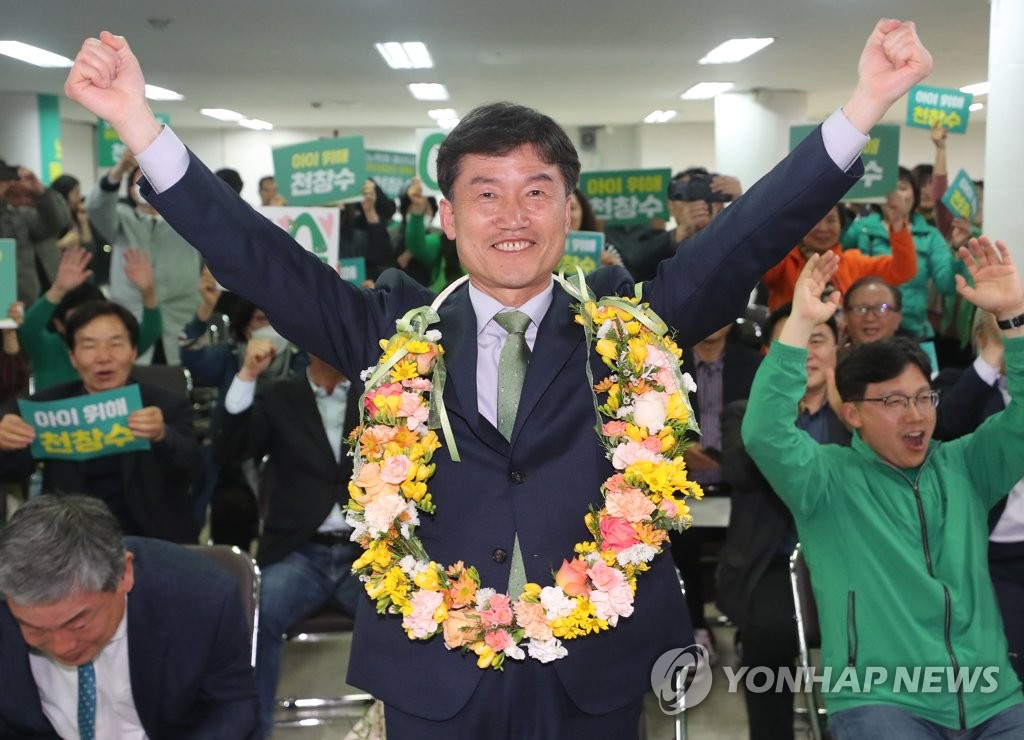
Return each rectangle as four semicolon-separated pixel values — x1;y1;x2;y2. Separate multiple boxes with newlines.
492;548;507;563
510;470;525;484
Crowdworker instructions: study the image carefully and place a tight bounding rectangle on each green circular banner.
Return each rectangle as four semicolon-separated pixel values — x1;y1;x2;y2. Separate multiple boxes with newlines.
418;132;447;193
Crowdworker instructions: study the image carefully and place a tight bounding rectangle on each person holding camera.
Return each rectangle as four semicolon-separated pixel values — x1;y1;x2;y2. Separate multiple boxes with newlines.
667;167;742;250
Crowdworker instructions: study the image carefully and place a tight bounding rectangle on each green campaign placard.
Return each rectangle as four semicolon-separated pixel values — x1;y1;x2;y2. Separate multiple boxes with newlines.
366;150;416;200
339;257;367;285
790;124;899;200
272;136;367;207
941;169;980;224
19;385;149;461
0;240;16;328
97;114;170;168
417;131;446;194
37;94;62;185
579;168;671;225
906;85;973;134
558;230;605;276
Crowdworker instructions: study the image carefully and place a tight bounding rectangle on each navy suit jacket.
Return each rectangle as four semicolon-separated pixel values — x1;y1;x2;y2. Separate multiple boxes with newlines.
144;126;861;720
0;538;260;739
213;371;362;568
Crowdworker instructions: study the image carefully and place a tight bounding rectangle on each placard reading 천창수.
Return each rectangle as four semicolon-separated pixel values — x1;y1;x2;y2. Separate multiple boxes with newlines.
905;84;973;134
272;136;367;206
578;169;671;225
941;169;981;224
18;385;149;461
557;231;605;276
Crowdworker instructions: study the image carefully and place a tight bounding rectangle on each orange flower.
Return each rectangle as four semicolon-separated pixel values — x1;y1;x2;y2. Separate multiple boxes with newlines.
448;569;478;608
442;608;482;649
555;558;591;597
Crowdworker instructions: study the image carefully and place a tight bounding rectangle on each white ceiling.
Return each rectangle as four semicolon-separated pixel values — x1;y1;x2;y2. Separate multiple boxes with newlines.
2;1;992;132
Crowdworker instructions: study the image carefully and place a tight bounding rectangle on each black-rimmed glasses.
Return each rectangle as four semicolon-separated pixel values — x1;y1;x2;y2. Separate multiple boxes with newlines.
853;390;940;410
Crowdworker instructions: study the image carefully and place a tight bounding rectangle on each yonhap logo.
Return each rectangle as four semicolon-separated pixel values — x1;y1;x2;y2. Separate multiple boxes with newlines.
650;644;713;714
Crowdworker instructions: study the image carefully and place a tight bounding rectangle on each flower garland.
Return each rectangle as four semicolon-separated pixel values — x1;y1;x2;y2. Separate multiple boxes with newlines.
344;273;703;669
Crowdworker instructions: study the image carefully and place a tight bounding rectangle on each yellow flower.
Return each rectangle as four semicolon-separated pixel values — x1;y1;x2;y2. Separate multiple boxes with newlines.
353;541;393;572
520;583;542;600
596;338;618;362
627;337;648;367
420;431;442;454
405;339;430;354
401;480;428;502
665;392;690;423
416;463;435;481
390;359;420;382
551;598;608;639
473;642;499;669
625;423;645;443
606;384;621;412
413;563;444;591
574;541;597;555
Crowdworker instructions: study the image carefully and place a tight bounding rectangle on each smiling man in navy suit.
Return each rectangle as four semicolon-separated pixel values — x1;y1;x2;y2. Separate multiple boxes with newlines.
64;19;933;739
0;495;259;739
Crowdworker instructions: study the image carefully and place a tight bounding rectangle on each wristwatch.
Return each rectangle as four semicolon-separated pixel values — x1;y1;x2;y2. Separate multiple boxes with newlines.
997;312;1024;331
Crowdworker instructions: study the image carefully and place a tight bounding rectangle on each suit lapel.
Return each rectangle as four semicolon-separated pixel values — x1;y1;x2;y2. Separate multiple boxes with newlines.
436;286;481;430
127;579;169;733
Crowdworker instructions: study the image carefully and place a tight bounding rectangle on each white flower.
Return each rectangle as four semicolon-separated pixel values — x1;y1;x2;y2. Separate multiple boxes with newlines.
632;391;668;433
526;638;569;663
364;492;411;537
399;556;429;578
681;372;697;393
539;586;576;620
360;366;377;382
596;320;615;339
615;544;659;567
425;329;442;342
475;588;497;609
504;643;526;661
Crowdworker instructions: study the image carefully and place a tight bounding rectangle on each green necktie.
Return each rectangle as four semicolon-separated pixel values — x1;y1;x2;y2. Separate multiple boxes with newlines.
78;661;96;740
494;310;531;598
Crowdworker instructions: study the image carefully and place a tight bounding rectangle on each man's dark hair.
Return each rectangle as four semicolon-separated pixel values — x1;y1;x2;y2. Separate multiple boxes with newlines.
835;336;932;402
258;175;275;190
436;102;580;200
63;300;140;350
216;168;244;195
912;163;933;188
763;303;839;346
51;174;81;203
843;276;903;311
52;283;105;332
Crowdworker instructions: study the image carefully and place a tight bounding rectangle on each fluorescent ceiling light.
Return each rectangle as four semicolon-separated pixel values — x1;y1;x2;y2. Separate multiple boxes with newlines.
699;38;774;65
200;108;245;122
239;118;274;130
376;41;434;69
436;117;460;131
960;81;989;96
643;110;677;124
408;83;449;101
680;82;734;100
0;40;73;68
427;108;457;120
969;103;984;112
145;84;183;101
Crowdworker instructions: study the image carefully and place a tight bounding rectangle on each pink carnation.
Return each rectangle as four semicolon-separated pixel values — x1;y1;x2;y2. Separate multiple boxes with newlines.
479;593;513;628
605;488;656;523
484;628;515;653
586;560;625;592
654;367;678;393
402;589;444;639
604;474;633;495
513;600;553;641
402;377;433;392
611;441;659;470
380;454;412;484
589;581;635;625
398;392;429;429
645;345;674;369
599;516;641;553
641;436;662;453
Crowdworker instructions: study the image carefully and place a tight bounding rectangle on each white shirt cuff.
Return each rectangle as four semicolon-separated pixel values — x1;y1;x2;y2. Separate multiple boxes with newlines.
822;108;870;173
224;375;257;414
973;355;1002;387
135;126;190;194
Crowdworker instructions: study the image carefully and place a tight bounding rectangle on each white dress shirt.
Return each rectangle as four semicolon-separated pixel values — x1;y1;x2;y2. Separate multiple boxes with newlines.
29;600;146;740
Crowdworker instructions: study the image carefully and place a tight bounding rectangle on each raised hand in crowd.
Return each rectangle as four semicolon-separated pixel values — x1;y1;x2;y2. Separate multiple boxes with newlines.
954;237;1024;328
122;246;157;308
711;174;742;201
2;302;24;356
778;252;842;348
45;247;93;304
15;167;45;198
195;266;222;323
237;338;276;382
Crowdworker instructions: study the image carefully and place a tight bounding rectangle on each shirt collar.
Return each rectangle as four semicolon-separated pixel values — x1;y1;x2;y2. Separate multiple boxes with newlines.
468;278;554;335
307;368;351;399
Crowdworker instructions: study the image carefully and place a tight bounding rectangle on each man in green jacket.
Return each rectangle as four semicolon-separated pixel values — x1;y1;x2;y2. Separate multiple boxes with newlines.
743;238;1024;738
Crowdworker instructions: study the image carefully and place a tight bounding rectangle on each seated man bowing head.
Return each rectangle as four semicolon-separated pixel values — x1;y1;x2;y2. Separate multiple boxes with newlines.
0;495;260;739
0;300;200;543
742;240;1024;737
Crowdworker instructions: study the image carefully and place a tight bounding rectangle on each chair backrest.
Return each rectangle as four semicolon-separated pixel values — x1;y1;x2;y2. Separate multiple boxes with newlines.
131;364;194;397
789;544;821;649
184;545;261;667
